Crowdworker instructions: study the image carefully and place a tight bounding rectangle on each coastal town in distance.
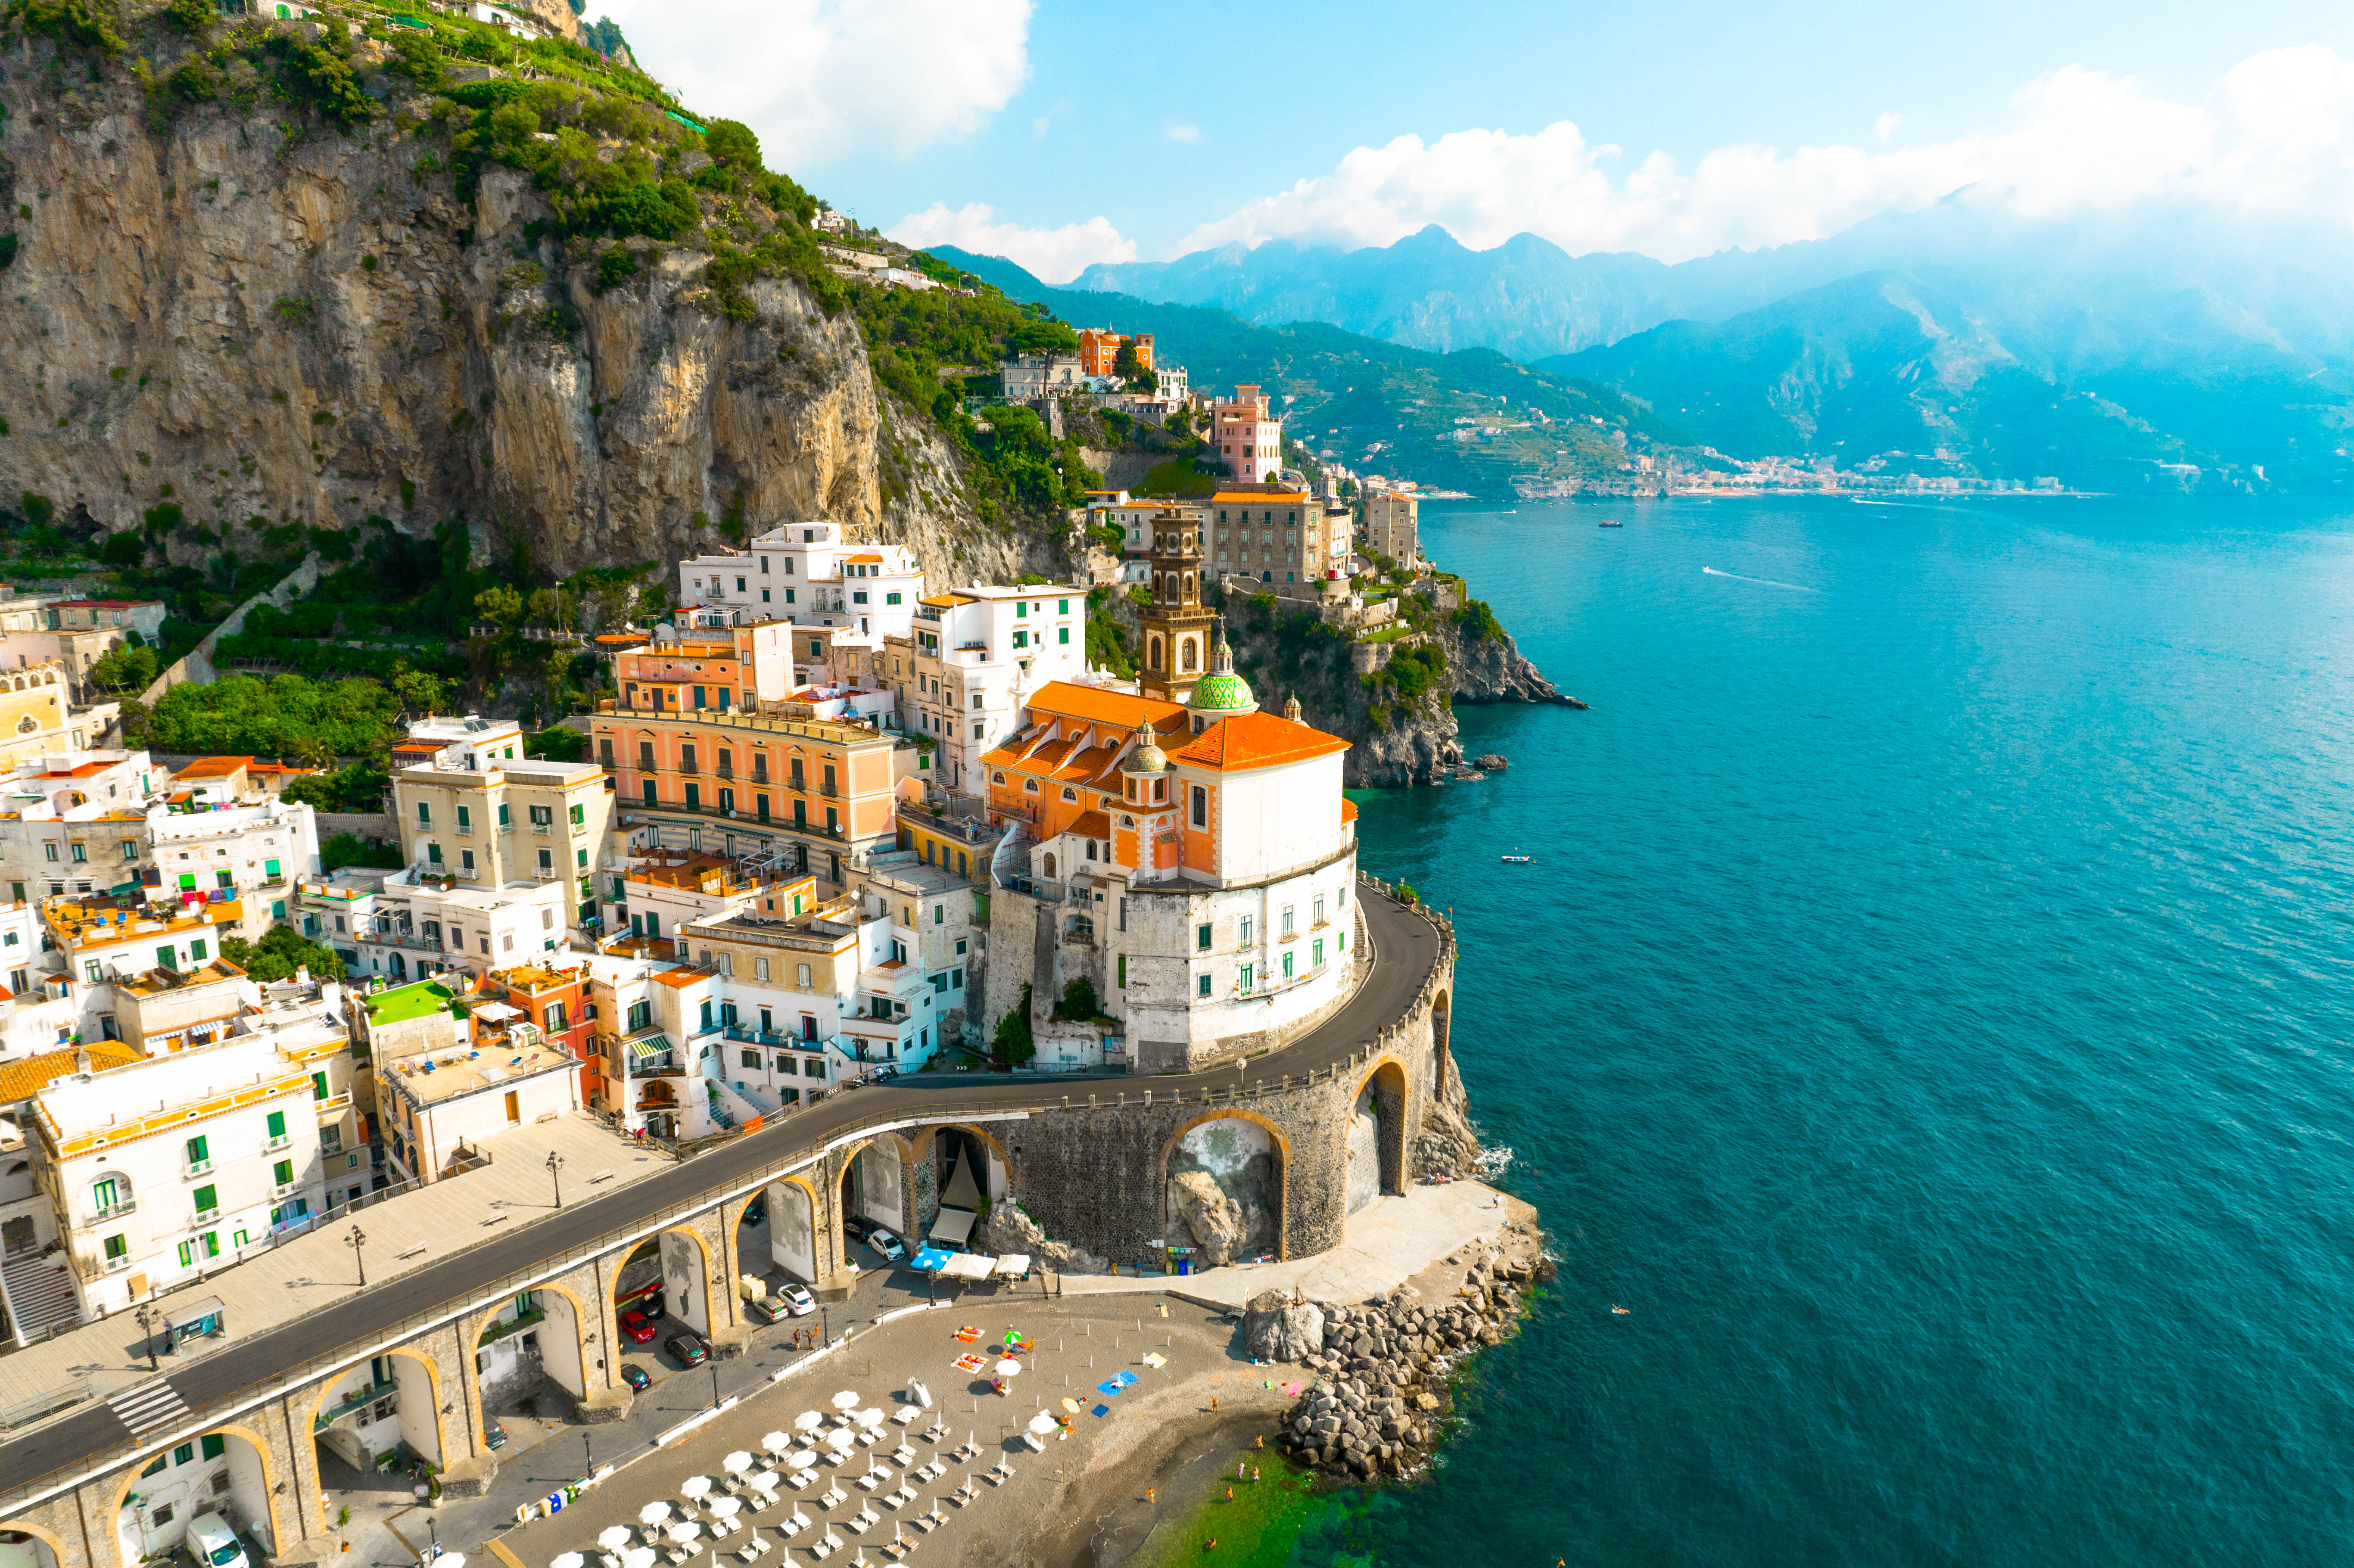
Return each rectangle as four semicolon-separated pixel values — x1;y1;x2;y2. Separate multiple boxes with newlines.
0;349;1542;1568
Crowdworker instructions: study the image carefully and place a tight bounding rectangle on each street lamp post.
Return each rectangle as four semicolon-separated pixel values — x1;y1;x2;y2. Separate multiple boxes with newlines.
133;1305;158;1371
547;1149;566;1208
346;1223;368;1288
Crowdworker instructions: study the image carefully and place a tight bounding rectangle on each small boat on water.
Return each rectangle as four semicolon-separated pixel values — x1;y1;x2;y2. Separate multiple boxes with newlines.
1500;852;1532;864
1598;518;1623;528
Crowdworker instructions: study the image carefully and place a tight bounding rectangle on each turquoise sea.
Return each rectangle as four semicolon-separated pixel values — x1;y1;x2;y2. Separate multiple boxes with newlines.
1331;495;2354;1568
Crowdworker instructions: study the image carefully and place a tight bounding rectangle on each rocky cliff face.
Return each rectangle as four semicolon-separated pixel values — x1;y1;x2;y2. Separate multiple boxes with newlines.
1223;592;1581;787
0;30;1062;585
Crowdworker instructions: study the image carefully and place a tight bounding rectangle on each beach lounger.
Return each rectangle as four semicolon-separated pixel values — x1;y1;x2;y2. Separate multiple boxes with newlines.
856;1470;886;1493
984;1464;1013;1487
887;1443;915;1467
787;1471;816;1490
884;1485;918;1510
1019;1432;1045;1453
777;1513;807;1539
818;1486;848;1510
847;1506;881;1532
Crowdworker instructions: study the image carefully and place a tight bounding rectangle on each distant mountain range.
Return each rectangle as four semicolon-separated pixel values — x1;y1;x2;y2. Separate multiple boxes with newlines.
1059;204;2354;492
929;246;1682;496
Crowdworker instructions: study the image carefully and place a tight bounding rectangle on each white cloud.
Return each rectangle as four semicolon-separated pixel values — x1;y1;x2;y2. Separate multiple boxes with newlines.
1174;47;2354;262
596;0;1033;168
1872;112;1903;142
888;202;1137;283
1168;123;1202;144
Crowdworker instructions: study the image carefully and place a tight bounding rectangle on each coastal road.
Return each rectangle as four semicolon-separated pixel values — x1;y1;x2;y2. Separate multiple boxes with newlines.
0;888;1444;1512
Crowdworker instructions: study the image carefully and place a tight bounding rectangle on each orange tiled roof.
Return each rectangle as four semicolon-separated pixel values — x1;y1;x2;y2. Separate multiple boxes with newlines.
652;966;709;989
1170;712;1350;773
0;1042;144;1102
1340;798;1360;823
1209;489;1312;505
1022;681;1186;733
1068;809;1111;840
173;756;251;779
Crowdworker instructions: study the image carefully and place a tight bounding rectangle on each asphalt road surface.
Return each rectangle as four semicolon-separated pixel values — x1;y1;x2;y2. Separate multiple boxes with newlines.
0;889;1440;1507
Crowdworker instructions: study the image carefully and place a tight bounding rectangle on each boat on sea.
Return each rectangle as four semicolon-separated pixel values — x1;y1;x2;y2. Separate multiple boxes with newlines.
1598;519;1623;527
1500;852;1531;864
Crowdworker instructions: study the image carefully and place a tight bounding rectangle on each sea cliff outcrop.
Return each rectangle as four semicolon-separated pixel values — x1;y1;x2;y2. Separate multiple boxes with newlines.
0;19;1059;584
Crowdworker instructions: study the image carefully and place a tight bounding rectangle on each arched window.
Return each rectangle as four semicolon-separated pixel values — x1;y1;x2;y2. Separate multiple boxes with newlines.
1180;638;1198;672
992;772;1006;784
1024;779;1040;794
1043;852;1057;878
1061;787;1077;802
1085;840;1098;861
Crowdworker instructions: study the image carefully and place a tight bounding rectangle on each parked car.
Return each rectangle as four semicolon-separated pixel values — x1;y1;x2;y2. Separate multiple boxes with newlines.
746;1296;785;1325
779;1282;818;1317
843;1216;875;1243
868;1227;907;1263
638;1294;668;1322
620;1364;652;1392
619;1310;657;1344
666;1329;710;1367
188;1512;249;1568
484;1419;508;1450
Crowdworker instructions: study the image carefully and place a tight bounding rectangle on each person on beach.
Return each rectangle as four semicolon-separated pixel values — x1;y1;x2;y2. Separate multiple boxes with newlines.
1210;1396;1218;1411
1251;1468;1260;1484
1146;1489;1156;1505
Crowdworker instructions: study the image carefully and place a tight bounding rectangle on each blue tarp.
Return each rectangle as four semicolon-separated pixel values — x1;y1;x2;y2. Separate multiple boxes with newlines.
911;1247;953;1273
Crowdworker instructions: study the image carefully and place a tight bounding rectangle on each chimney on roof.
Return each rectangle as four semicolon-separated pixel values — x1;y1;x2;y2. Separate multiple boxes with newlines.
73;1040;90;1076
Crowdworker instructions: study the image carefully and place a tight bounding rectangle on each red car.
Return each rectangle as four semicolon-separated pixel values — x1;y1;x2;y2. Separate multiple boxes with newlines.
620;1310;657;1344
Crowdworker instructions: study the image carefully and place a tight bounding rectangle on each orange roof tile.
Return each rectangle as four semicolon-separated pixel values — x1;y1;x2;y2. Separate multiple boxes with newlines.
1340;797;1360;823
1023;682;1187;732
1170;712;1350;773
0;1042;144;1102
173;756;251;779
1210;489;1312;505
651;966;709;989
1068;809;1111;840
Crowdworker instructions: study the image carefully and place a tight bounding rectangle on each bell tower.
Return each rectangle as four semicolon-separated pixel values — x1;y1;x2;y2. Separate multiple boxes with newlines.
1137;508;1217;704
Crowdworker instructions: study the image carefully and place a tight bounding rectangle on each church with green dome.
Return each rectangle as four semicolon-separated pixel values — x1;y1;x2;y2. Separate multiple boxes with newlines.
1186;633;1258;732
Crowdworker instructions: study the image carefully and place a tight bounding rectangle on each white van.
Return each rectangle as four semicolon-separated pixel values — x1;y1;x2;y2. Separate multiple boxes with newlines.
188;1512;249;1568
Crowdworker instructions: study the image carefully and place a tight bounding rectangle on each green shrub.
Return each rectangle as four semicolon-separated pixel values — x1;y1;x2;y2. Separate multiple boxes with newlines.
991;984;1035;1067
595;243;637;292
1052;977;1100;1022
321;831;404;872
222;926;346;981
19;0;126;53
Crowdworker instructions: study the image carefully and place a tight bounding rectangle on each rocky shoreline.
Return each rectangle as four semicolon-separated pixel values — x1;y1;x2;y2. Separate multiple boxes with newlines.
1244;1217;1552;1482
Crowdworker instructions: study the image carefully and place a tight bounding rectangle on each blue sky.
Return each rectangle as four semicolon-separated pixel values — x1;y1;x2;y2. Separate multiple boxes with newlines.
597;0;2354;278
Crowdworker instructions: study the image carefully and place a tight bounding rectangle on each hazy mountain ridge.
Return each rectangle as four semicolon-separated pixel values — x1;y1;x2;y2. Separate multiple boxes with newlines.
1066;203;2354;490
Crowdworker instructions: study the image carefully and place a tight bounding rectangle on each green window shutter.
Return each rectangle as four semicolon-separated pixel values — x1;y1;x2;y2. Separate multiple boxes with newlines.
174;1442;193;1465
193;1184;217;1212
274;1159;293;1185
271;900;285;920
266;1110;286;1139
187;1135;207;1164
177;874;196;891
312;1072;328;1101
157;945;177;970
498;805;511;827
265;858;281;877
178;1240;193;1268
201;1434;226;1459
190;940;206;961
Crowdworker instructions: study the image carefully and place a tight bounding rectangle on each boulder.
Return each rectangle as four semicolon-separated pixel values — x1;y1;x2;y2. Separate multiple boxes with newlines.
1169;1170;1247;1266
1241;1290;1326;1363
973;1200;1110;1276
1476;753;1508;772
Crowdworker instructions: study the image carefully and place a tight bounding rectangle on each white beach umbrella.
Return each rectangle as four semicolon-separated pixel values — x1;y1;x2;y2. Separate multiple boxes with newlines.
596;1528;634;1552
1027;1412;1056;1435
709;1496;742;1519
993;1358;1021;1378
681;1475;713;1499
764;1430;794;1453
434;1556;465;1568
723;1450;755;1475
825;1427;856;1450
831;1390;861;1410
666;1523;702;1544
855;1408;885;1429
795;1410;825;1432
787;1451;817;1470
620;1552;657;1568
551;1553;586;1568
638;1503;673;1527
752;1470;781;1492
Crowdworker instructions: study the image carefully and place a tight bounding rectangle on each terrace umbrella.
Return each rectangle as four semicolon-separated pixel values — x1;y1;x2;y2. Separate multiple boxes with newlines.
709;1497;742;1520
826;1429;856;1453
788;1451;817;1470
764;1431;794;1453
832;1390;861;1410
597;1529;634;1552
993;1358;1021;1378
855;1408;885;1429
723;1451;755;1475
1027;1413;1056;1436
552;1553;586;1568
666;1524;702;1545
795;1411;825;1433
638;1504;673;1527
681;1476;713;1500
621;1552;657;1568
751;1471;781;1493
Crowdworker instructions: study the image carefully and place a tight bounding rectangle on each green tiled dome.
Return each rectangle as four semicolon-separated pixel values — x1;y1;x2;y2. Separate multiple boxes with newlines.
1189;672;1256;711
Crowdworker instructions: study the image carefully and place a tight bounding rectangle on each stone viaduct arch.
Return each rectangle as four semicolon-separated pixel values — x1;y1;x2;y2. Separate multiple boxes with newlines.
1160;1108;1292;1264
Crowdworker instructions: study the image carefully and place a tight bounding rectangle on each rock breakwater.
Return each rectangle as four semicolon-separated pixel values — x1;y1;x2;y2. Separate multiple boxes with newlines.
1256;1219;1552;1481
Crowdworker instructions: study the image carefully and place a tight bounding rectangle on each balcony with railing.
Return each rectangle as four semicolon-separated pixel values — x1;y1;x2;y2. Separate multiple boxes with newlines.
313;1376;397;1431
87;1196;137;1223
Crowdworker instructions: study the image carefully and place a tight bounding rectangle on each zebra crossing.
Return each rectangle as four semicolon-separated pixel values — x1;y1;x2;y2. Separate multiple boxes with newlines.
106;1379;191;1437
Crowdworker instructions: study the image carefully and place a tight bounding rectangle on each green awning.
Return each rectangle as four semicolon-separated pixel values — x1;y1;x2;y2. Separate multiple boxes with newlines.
628;1036;672;1061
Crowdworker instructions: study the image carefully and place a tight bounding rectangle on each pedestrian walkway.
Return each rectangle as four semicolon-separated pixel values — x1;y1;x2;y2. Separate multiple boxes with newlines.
1055;1180;1528;1307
